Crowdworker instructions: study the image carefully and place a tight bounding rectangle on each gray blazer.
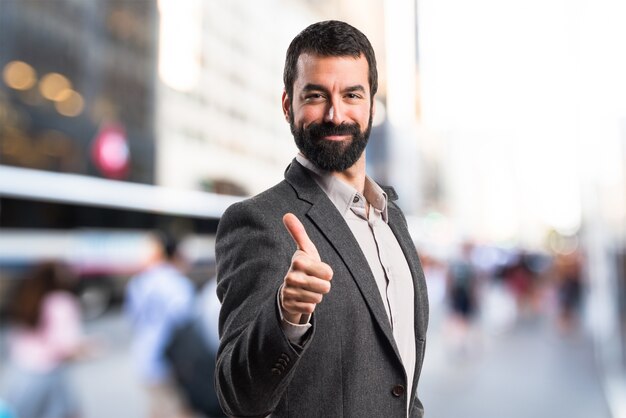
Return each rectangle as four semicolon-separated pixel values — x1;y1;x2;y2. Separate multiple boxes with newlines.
215;160;429;417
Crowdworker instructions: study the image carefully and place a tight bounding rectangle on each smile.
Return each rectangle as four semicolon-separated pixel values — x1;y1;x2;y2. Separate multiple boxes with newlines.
323;134;351;141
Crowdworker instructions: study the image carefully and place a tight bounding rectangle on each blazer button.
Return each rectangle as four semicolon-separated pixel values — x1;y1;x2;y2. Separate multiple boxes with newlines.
271;368;282;376
391;385;405;397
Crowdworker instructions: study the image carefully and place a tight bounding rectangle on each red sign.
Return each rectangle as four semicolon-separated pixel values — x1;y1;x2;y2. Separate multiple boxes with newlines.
91;124;130;179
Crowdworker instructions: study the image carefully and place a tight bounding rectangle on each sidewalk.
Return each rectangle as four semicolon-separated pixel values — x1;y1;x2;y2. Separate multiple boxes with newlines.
419;307;611;418
0;310;148;418
0;307;612;418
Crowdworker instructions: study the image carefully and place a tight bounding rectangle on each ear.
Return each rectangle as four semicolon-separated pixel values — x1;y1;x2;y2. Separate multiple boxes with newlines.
281;90;291;122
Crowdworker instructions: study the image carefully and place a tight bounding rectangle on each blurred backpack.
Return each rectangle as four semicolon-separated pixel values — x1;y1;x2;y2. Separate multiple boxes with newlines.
165;317;225;417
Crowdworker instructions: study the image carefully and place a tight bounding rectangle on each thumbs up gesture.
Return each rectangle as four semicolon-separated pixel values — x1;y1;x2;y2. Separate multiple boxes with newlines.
281;213;333;324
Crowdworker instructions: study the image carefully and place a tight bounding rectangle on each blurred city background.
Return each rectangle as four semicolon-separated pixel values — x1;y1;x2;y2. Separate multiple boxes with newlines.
0;0;625;417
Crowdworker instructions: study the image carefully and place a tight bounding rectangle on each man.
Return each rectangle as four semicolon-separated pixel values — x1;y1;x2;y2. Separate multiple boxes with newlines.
125;233;195;418
215;20;429;417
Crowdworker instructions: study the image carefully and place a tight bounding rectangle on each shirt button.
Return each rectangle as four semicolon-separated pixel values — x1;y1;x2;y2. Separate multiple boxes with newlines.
353;195;360;203
391;384;405;397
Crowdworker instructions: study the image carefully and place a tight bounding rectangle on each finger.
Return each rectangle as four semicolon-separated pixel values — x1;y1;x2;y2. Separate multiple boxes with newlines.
281;301;318;316
284;272;332;295
283;213;319;259
291;256;333;282
282;287;325;305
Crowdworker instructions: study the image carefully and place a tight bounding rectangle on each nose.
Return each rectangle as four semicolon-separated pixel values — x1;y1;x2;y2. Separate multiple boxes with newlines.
323;97;344;124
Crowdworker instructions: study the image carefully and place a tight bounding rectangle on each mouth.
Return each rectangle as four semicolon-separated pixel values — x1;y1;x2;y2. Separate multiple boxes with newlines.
322;134;351;141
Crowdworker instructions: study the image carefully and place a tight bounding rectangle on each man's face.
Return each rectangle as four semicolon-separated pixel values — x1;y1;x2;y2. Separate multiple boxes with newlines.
283;53;374;172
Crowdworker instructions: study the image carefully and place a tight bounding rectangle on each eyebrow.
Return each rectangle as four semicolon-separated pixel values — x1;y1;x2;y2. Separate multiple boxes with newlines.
344;85;366;94
301;84;366;94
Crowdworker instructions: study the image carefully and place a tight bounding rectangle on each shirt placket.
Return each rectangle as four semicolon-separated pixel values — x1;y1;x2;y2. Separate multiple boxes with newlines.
350;194;393;325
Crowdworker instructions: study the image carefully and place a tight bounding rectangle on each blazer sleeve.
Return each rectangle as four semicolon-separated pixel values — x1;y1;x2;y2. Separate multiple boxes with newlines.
214;200;314;417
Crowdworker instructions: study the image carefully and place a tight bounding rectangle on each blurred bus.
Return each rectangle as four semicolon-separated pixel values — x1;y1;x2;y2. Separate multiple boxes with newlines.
0;165;242;319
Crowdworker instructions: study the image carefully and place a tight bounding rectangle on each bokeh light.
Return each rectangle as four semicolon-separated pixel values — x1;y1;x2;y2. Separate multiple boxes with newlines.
2;61;37;90
54;90;84;117
39;72;72;101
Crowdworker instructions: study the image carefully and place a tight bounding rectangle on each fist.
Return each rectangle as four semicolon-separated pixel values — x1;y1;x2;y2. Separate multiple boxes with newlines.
281;213;333;324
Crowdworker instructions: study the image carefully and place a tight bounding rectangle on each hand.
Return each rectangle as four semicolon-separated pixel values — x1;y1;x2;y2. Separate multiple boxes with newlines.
281;213;333;324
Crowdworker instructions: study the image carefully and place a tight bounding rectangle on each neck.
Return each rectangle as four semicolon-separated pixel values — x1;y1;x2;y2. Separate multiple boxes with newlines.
331;153;366;194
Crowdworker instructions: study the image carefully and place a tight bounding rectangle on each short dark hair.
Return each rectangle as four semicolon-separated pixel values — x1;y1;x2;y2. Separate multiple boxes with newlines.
283;20;378;101
154;231;180;260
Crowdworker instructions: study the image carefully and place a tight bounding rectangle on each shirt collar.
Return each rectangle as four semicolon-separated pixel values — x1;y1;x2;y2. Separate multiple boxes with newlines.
295;154;388;222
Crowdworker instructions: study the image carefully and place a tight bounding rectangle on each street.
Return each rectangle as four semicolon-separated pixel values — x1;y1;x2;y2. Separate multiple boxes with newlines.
0;305;612;418
419;305;611;418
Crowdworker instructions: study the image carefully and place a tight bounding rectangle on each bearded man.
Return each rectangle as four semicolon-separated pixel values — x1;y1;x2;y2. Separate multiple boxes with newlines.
215;20;429;418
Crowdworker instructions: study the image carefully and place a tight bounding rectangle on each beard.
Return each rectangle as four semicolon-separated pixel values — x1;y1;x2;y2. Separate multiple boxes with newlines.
290;111;373;172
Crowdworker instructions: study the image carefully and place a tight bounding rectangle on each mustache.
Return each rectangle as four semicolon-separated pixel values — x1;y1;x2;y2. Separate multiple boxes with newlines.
305;122;360;139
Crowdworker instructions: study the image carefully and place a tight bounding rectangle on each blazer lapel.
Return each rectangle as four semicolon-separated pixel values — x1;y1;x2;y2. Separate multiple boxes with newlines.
285;161;402;361
386;201;429;409
386;204;428;338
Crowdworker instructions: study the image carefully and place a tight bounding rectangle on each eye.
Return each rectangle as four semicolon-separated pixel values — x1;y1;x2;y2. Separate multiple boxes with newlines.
345;93;363;100
304;93;324;101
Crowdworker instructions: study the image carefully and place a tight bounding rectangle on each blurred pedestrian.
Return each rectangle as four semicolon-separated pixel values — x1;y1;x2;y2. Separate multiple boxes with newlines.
503;252;536;317
164;277;226;417
447;243;478;322
2;261;87;418
554;249;583;333
445;242;479;356
125;233;195;418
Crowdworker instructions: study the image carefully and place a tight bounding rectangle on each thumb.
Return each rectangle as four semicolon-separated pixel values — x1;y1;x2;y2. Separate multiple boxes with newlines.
283;213;320;260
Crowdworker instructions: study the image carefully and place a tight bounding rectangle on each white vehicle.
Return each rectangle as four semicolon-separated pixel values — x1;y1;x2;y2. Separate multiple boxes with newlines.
0;165;242;319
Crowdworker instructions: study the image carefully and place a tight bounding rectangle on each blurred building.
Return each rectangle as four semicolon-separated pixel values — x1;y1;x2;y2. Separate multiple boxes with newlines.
0;0;158;184
0;1;236;229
